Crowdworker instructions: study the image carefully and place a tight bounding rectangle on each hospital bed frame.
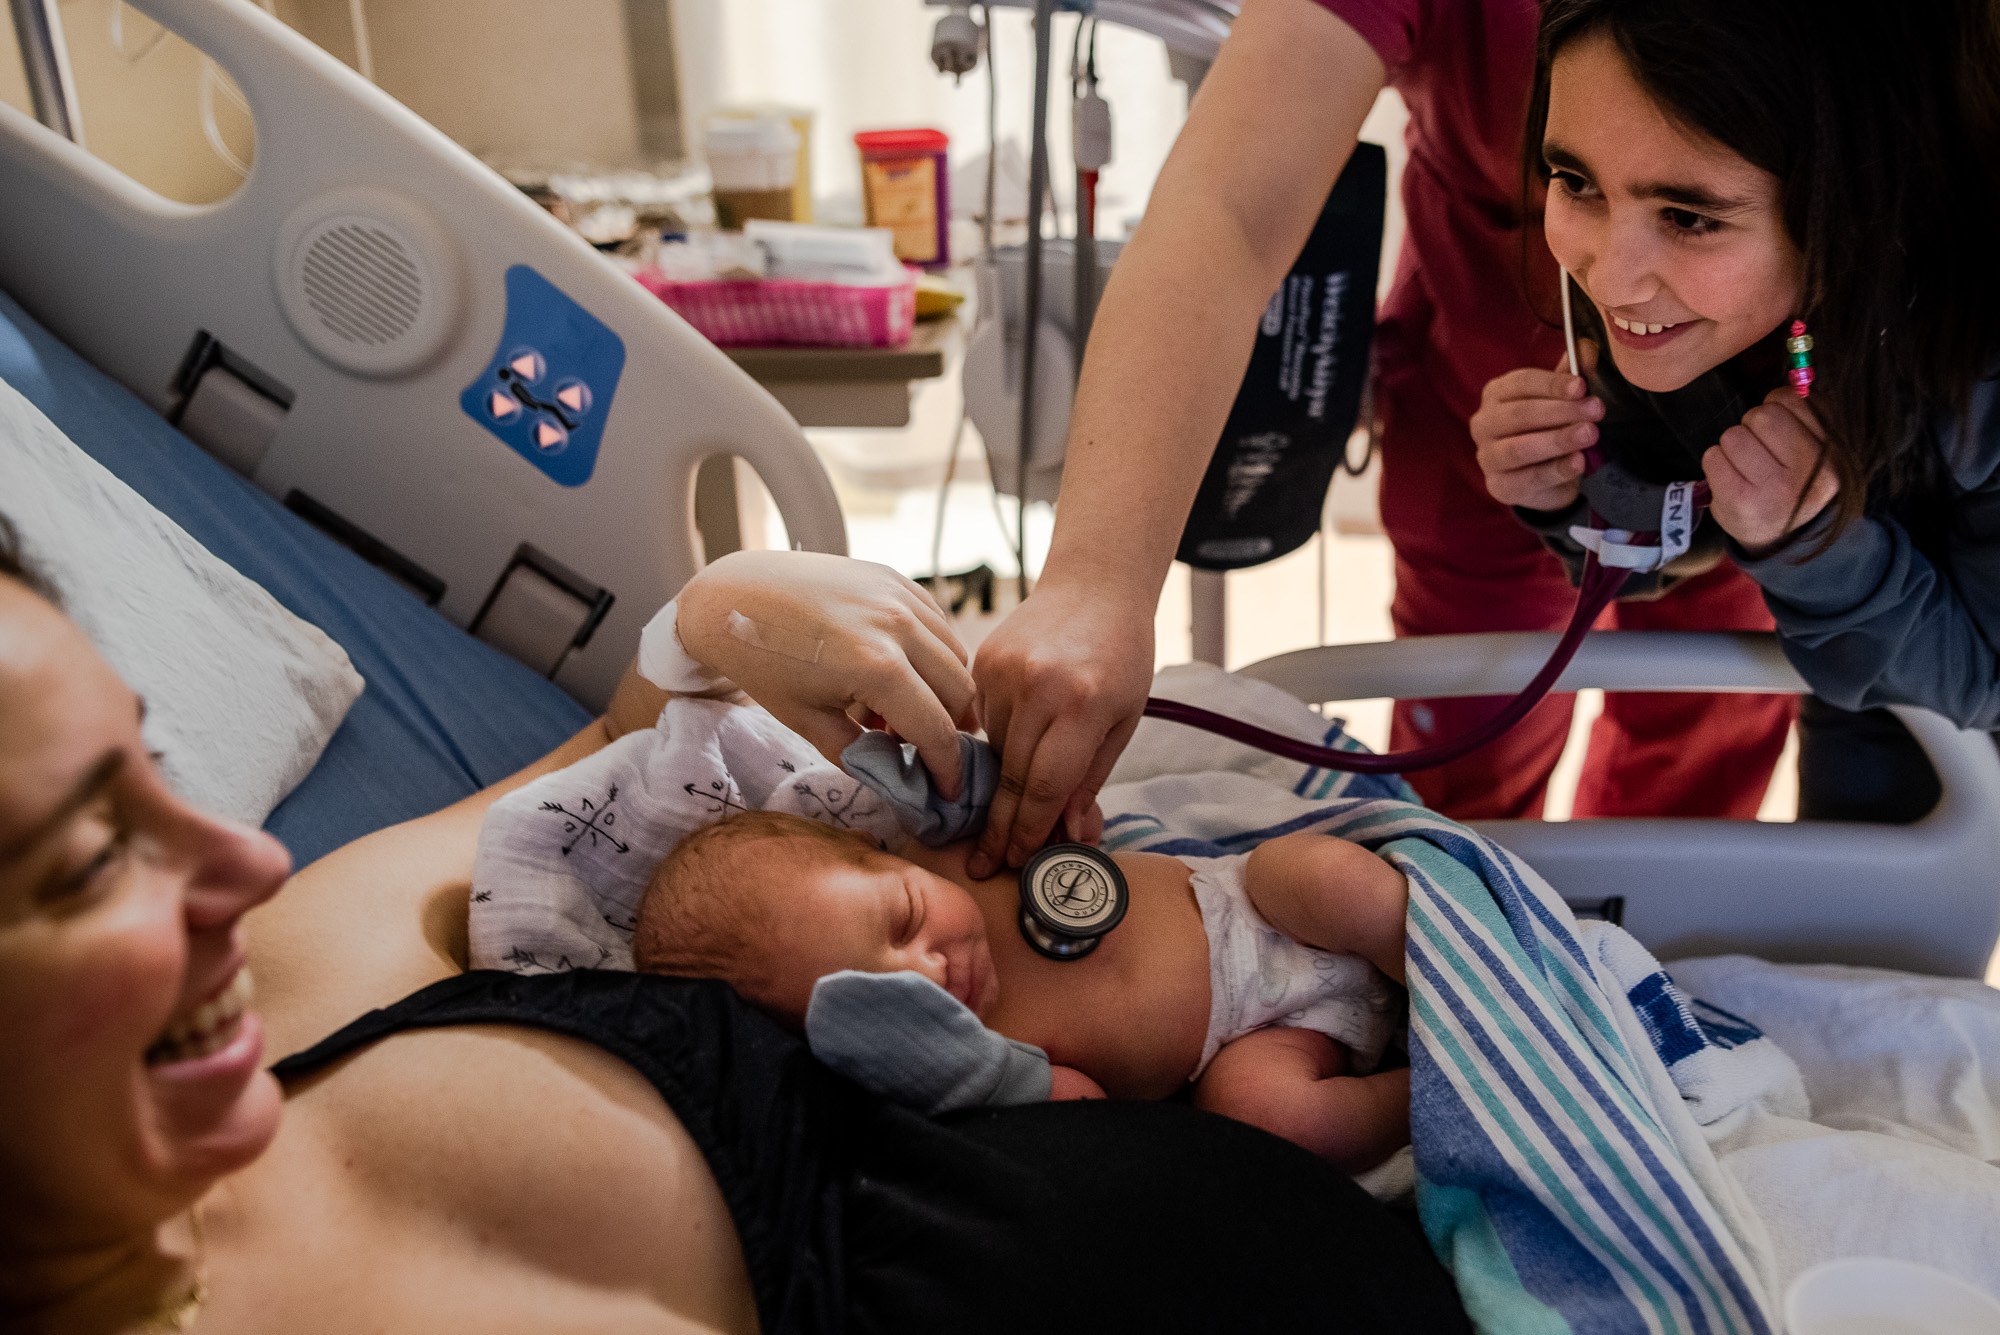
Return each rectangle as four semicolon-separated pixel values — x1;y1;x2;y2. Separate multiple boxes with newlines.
0;0;846;712
1244;633;2000;978
1;0;1994;980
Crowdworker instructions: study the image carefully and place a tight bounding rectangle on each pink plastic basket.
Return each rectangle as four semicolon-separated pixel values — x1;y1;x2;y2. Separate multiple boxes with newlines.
634;266;917;348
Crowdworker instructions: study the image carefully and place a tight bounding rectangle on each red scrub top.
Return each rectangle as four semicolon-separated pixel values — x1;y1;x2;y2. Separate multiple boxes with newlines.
1312;0;1564;422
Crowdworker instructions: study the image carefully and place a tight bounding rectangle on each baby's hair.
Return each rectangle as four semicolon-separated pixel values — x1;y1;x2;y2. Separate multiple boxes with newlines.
634;809;880;984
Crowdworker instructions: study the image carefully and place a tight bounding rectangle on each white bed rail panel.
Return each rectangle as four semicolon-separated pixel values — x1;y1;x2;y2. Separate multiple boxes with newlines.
0;0;844;710
1239;632;2000;977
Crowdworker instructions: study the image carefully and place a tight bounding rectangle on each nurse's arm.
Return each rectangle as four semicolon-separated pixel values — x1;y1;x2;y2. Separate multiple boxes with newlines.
1052;0;1385;599
971;0;1385;874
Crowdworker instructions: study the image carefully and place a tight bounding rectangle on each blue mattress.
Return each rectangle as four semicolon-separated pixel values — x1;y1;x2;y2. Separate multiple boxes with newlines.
0;289;592;868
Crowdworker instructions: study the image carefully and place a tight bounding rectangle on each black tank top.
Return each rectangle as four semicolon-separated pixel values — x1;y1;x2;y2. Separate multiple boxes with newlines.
272;970;852;1330
273;969;1467;1335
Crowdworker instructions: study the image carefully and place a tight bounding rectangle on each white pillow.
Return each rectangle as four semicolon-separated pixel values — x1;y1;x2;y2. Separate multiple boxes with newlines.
1;377;364;827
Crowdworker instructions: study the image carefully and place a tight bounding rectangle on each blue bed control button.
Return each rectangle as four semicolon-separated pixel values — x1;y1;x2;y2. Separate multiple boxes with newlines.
505;347;545;383
532;416;568;453
460;267;625;487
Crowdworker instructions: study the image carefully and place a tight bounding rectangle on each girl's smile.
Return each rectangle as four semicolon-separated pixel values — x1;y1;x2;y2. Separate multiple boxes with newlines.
1603;316;1696;354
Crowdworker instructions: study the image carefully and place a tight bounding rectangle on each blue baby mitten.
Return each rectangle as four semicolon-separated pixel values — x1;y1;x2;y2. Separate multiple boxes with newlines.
840;730;1000;846
805;969;1052;1114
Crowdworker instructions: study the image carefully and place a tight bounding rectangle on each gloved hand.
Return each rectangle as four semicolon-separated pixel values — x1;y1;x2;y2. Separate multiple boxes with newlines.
805;969;1052;1114
673;550;978;798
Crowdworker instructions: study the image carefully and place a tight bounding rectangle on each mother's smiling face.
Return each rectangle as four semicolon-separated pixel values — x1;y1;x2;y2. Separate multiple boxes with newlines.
1542;30;1803;393
0;577;292;1253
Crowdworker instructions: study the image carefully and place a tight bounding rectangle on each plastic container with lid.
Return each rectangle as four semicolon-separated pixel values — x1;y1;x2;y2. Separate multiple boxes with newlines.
855;128;950;268
711;104;813;223
706;116;801;229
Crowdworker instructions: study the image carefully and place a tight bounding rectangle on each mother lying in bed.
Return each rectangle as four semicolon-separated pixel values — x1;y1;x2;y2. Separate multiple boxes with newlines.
0;532;1467;1334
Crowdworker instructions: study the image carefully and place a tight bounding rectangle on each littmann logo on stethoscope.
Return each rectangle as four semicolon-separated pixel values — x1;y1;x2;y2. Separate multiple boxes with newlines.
1019;845;1130;961
1044;860;1111;923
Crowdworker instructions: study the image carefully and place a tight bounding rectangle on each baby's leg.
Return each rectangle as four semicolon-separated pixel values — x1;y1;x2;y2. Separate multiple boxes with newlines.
1194;1027;1410;1173
1242;831;1408;982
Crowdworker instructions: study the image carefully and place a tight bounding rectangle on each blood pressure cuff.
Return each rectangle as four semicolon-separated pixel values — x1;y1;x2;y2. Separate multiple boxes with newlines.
806;969;1052;1114
841;730;1000;846
1516;299;1787;598
1176;143;1385;571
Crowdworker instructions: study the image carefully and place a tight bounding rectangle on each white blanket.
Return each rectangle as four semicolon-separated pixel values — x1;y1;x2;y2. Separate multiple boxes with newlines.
1667;955;2000;1299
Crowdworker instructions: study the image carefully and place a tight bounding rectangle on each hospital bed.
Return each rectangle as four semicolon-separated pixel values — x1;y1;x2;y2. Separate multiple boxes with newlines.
1;0;1996;981
0;0;848;861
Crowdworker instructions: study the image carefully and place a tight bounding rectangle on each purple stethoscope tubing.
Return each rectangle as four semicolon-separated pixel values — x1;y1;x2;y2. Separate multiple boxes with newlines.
1141;553;1627;775
1143;268;1734;776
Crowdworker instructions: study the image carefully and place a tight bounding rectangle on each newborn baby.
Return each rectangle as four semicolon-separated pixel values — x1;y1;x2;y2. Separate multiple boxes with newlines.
634;809;1411;1172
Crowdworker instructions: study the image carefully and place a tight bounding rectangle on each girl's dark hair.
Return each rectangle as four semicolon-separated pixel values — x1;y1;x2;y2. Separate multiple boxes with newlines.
1525;0;2000;537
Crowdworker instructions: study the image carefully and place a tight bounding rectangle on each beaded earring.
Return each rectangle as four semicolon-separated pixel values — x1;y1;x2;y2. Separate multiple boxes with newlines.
1786;319;1815;397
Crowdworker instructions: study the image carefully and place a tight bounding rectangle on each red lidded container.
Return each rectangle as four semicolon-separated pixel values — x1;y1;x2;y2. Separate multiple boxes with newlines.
855;128;950;268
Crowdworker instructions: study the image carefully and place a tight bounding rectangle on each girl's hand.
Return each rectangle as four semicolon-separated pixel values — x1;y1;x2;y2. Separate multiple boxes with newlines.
676;550;978;797
1472;344;1604;511
1703;388;1838;553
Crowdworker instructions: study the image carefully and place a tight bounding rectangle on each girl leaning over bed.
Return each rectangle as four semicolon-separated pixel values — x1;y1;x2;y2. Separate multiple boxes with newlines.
1470;0;2000;821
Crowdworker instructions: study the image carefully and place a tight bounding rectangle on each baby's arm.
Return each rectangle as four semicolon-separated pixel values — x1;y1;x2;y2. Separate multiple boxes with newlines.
1050;1066;1107;1100
1194;1027;1409;1172
1242;831;1408;984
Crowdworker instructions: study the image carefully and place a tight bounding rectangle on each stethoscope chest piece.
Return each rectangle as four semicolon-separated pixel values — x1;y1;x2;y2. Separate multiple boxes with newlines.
1018;843;1129;960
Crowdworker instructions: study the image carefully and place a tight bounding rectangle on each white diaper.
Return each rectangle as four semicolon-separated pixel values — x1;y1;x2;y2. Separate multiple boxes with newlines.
1184;851;1400;1080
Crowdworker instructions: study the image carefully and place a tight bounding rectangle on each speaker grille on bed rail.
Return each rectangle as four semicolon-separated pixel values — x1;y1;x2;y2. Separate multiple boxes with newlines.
299;223;424;347
273;189;461;378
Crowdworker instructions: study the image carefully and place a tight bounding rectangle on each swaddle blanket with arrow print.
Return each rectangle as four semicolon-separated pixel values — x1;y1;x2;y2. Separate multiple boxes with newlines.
469;696;902;974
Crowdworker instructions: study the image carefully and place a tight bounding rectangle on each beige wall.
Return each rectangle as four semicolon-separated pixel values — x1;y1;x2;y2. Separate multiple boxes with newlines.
0;0;678;207
286;0;657;170
61;0;256;204
0;1;254;204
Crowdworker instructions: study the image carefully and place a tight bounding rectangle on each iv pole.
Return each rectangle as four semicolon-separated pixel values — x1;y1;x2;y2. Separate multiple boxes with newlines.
1012;0;1055;604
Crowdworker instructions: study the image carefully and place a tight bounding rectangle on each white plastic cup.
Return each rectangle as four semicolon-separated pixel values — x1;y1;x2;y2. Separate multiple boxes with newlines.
1786;1259;2000;1335
705;117;800;228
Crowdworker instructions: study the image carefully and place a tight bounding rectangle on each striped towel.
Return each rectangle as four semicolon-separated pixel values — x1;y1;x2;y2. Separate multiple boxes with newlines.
1103;780;1783;1335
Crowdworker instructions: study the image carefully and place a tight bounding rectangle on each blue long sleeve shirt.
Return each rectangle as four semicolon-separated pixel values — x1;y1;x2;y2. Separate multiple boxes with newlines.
1735;375;2000;728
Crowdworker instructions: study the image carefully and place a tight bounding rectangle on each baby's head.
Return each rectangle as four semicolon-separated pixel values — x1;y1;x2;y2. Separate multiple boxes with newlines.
634;809;997;1027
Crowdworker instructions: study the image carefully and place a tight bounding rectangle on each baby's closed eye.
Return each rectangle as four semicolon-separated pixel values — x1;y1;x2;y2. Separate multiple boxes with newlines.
896;878;925;945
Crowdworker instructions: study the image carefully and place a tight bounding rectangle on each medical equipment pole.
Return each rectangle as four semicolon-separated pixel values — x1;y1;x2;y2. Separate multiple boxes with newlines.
9;0;79;142
1072;17;1109;370
1015;0;1056;603
981;4;998;259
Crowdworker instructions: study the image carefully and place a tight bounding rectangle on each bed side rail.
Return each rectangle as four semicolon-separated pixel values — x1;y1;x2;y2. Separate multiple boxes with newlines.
1238;631;2000;977
0;0;844;709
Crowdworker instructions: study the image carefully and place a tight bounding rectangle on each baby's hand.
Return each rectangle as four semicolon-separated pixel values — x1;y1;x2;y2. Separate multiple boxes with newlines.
1703;388;1838;553
1472;345;1604;512
1049;1065;1106;1100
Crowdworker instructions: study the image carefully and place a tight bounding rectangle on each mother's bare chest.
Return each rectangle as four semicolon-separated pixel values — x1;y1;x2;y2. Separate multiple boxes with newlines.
217;1024;759;1334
